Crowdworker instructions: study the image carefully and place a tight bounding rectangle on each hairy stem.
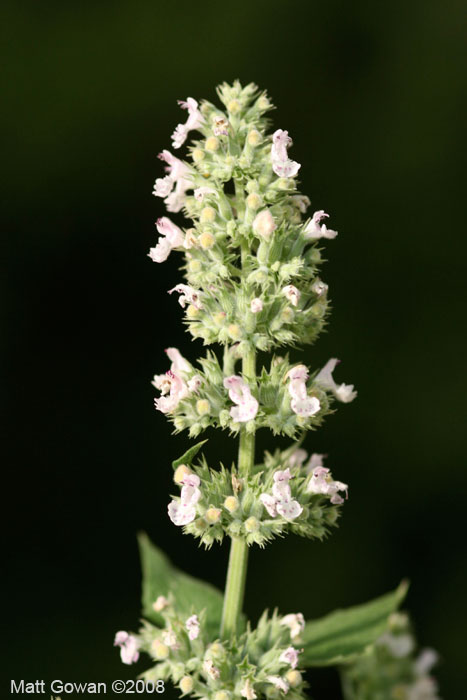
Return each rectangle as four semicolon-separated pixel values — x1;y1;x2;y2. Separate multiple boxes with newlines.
220;342;256;638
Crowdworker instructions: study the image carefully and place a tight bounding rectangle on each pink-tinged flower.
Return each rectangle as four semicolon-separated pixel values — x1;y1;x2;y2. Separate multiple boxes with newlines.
223;376;259;422
241;679;257;700
271;129;301;178
168;474;201;527
252;209;277;239
286;366;320;418
168;284;203;309
154;370;188;414
155;150;193;213
194;186;217;202
165;347;192;374
187;375;202;393
114;631;140;665
250;298;263;313
303;210;338;240
267;676;289;694
148;217;185;263
414;649;439;676
279;646;300;669
281;613;305;640
305;453;326;472
306;466;348;504
185;614;200;640
171;97;204;149
287;448;308;469
282;285;301;307
261;469;303;521
408;677;439;699
314;358;357;403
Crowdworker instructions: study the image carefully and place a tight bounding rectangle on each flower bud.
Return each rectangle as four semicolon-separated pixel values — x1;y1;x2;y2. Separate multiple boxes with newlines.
174;464;192;484
250;298;263;313
244;516;260;532
196;399;211;416
188;259;202;273
199;231;215;249
227;99;241;114
200;206;216;223
205;136;219;152
285;670;302;688
192;148;204;163
186;304;200;319
151;639;169;660
246;193;262;210
228;324;242;341
224;496;239;513
179;676;194;694
205;507;222;524
253;209;276;239
247;129;262;146
214;692;230;700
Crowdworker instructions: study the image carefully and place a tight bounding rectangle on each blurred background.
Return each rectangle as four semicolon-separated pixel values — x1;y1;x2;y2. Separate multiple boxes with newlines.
2;0;466;696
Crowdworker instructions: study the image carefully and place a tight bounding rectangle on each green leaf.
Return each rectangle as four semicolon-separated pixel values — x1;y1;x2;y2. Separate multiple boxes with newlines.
172;440;208;470
138;532;223;636
301;580;409;667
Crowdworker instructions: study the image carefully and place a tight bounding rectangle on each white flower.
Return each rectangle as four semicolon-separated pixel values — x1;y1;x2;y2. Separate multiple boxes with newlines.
414;648;439;676
306;466;348;504
241;679;257;700
260;469;303;521
311;280;328;297
148;217;185;263
282;285;301;307
155;150;193;213
165;347;192;374
281;613;305;640
314;358;357;403
303;210;338;240
271;129;301;178
250;298;263;313
407;676;440;700
168;284;203;309
171;97;204;149
185;614;200;640
279;646;300;669
286;365;321;418
114;631;140;665
267;676;289;694
162;628;179;649
212;115;229;136
223;376;259;422
377;632;414;658
154;370;188;414
305;453;326;472
187;375;202;393
252;209;276;239
291;195;311;213
168;474;201;526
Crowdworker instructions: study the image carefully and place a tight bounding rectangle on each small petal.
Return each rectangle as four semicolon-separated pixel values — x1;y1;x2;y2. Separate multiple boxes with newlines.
303;210;338;240
271;129;301;178
250;298;263;313
280;646;300;669
185;614;200;641
267;676;289;694
281;613;305;640
260;493;277;517
276;499;303;520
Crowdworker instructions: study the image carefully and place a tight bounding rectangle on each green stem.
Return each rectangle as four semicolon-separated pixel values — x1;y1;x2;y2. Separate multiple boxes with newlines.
221;347;256;638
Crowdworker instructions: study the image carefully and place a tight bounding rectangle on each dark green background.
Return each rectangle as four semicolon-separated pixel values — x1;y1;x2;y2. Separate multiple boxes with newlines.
3;0;466;696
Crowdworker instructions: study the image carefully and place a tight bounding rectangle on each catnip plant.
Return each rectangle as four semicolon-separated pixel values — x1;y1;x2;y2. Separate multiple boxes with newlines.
115;82;440;700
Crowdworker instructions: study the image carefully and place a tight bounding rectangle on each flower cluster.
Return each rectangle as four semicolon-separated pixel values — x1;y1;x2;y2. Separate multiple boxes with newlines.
342;612;441;700
152;349;355;438
116;603;308;700
165;444;347;548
